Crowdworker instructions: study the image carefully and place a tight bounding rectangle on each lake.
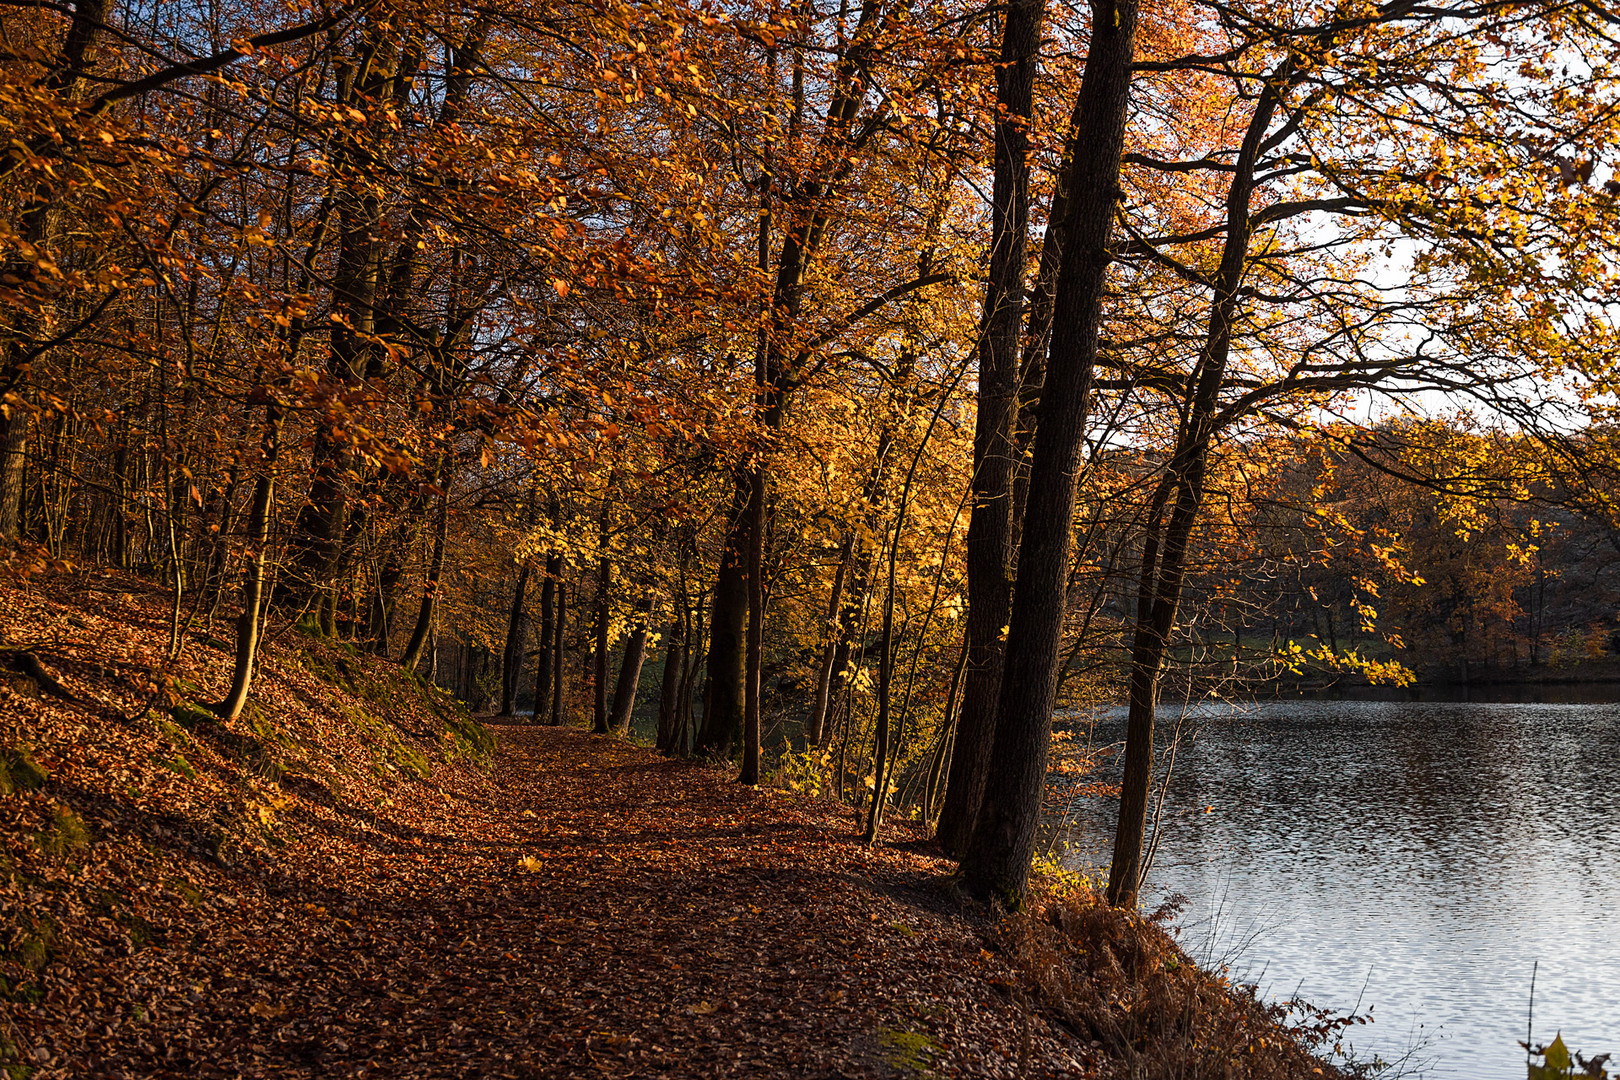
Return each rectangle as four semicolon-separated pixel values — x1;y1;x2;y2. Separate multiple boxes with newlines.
1053;698;1620;1078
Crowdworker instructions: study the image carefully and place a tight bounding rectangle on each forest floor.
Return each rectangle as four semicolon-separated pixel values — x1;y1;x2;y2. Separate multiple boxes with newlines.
13;722;1089;1078
2;569;1343;1079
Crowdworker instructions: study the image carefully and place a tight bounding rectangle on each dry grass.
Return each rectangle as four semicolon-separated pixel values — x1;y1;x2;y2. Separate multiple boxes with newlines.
1001;886;1360;1080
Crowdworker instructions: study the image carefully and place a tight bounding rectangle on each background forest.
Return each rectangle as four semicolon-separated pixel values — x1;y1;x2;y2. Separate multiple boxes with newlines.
5;0;1620;909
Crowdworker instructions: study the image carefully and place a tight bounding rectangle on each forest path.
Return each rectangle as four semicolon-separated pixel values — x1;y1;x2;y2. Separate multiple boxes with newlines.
80;727;1086;1078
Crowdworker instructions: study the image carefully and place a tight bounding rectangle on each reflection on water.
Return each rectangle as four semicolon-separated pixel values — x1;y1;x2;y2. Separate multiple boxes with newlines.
1053;700;1620;1079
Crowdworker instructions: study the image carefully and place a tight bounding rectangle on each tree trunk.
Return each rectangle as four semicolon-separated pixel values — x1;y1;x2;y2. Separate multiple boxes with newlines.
959;0;1140;908
806;536;853;744
500;561;531;715
217;406;281;721
531;552;560;724
739;465;766;785
696;476;750;757
550;579;568;725
399;479;449;673
924;633;970;823
609;615;650;735
1104;57;1289;910
590;547;613;734
370;554;403;657
0;0;110;543
935;0;1045;857
657;617;685;752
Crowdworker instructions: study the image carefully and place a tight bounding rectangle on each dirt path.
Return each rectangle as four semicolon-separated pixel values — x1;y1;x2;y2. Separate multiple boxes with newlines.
48;727;1088;1079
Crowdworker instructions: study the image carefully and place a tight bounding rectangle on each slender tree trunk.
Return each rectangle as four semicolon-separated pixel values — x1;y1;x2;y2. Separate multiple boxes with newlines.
678;597;703;754
806;537;853;744
590;546;613;734
1104;59;1288;910
739;466;766;784
399;478;449;673
936;0;1045;857
550;580;568;725
500;562;531;715
609;614;651;735
959;0;1140;908
862;557;898;843
925;633;970;823
657;617;685;752
370;555;402;657
531;552;559;724
217;406;281;721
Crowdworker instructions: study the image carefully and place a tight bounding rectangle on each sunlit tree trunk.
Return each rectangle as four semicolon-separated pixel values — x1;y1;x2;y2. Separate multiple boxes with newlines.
218;404;282;722
960;0;1140;907
936;0;1044;856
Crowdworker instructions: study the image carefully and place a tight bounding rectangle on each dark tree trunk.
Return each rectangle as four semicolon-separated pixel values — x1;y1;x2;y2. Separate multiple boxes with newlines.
370;555;403;657
550;580;568;725
399;479;449;673
959;0;1140;908
500;562;531;715
739;466;766;785
656;617;685;752
677;598;703;754
590;547;613;734
1105;58;1289;910
531;552;560;724
609;615;650;735
935;0;1045;857
697;0;885;767
696;476;749;757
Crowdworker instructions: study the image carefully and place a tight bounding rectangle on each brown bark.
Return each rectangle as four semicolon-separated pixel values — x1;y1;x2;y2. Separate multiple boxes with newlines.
550;580;568;725
217;406;282;722
590;537;613;735
935;0;1045;857
959;0;1140;908
656;617;685;752
609;613;651;736
398;478;449;673
695;476;750;757
532;552;560;724
805;537;853;745
500;562;531;715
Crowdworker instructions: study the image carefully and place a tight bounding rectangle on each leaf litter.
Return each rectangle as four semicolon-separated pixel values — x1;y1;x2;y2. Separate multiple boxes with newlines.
1;570;1090;1078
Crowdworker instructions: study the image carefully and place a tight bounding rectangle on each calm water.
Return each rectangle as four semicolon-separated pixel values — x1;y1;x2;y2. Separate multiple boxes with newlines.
1053;699;1620;1078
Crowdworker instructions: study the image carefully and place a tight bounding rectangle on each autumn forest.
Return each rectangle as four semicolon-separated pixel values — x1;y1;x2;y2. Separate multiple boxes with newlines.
3;0;1620;1072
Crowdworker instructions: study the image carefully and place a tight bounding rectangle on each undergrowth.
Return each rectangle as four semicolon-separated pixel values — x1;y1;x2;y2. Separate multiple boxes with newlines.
1002;885;1362;1079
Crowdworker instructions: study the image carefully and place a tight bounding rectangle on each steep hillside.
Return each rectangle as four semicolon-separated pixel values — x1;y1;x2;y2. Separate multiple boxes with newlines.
0;568;496;1075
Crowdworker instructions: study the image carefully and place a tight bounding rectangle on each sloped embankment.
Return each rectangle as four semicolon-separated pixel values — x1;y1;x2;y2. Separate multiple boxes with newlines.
0;569;495;1076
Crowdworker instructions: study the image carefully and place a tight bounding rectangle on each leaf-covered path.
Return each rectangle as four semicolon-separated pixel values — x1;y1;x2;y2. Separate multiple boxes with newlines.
63;726;1088;1079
